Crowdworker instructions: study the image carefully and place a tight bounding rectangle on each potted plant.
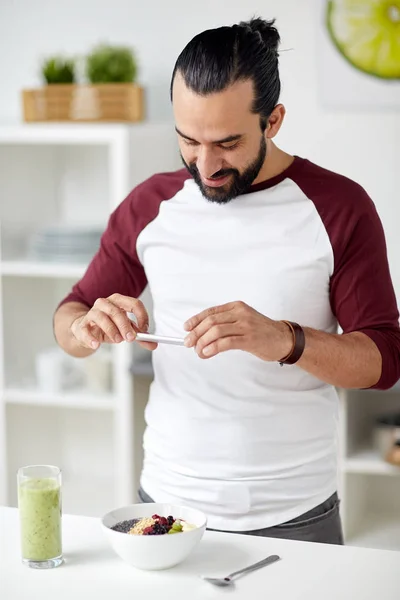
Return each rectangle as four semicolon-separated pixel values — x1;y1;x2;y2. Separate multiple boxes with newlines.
22;56;77;121
86;44;137;83
42;57;76;84
82;44;144;121
21;45;144;123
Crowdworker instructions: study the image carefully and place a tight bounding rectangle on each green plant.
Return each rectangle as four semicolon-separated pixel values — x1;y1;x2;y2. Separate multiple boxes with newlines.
42;57;75;84
86;44;137;84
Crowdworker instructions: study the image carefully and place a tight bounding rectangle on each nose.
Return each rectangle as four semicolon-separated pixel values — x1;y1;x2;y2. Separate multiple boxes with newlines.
196;147;223;180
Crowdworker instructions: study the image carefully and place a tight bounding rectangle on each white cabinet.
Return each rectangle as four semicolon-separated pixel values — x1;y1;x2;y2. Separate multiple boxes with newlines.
0;123;179;516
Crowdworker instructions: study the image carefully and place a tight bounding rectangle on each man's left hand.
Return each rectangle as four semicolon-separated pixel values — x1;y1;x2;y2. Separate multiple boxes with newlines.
184;301;293;361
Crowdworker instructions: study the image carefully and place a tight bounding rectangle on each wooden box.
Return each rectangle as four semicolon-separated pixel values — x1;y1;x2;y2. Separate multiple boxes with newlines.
22;84;144;123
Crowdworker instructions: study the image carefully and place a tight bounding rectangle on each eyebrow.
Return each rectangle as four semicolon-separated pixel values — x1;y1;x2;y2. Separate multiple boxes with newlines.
175;127;243;145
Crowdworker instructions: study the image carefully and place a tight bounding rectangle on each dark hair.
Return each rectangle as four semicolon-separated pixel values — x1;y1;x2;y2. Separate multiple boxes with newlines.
170;17;281;129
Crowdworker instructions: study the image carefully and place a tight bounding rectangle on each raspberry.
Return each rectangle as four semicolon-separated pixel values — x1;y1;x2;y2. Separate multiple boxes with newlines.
143;526;153;534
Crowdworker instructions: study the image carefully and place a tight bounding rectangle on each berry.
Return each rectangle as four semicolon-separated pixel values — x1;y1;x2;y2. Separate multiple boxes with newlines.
143;526;153;535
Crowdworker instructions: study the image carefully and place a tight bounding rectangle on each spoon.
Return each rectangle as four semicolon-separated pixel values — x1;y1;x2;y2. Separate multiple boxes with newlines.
202;554;281;587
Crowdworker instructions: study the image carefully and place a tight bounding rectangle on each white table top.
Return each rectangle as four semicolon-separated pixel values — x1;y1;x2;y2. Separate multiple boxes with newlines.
1;506;400;599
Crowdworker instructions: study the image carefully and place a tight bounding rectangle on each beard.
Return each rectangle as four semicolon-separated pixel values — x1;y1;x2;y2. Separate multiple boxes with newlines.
181;135;267;204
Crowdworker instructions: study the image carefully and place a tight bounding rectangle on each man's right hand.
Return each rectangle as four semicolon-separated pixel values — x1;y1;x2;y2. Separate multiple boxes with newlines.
70;293;157;351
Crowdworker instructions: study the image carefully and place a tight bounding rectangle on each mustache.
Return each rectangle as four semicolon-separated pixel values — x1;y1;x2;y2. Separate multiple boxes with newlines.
187;163;239;180
207;168;238;179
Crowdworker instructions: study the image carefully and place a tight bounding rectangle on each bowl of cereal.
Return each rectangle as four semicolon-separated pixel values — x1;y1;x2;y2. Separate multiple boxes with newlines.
101;502;207;570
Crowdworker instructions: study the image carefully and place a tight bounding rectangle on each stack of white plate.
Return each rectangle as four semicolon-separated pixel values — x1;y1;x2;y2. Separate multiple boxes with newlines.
28;224;104;263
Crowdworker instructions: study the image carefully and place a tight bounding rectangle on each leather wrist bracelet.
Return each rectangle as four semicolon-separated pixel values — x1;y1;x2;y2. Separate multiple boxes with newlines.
278;321;305;366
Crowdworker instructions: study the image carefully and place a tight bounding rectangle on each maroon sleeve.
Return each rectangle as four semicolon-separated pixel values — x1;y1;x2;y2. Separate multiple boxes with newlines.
58;169;189;309
291;159;400;390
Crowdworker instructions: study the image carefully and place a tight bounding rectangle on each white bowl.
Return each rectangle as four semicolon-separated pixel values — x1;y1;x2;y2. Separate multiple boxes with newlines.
101;502;207;570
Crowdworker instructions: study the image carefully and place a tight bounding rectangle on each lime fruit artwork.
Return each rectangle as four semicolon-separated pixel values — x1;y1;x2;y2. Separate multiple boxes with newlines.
326;0;400;79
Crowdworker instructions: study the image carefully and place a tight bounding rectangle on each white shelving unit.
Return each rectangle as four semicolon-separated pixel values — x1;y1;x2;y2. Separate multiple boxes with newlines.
0;122;180;517
339;385;400;550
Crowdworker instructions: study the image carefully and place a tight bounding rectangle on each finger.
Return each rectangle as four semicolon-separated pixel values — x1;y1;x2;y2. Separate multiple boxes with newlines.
184;302;238;332
137;341;158;351
94;298;137;341
200;335;244;359
184;313;237;348
127;320;157;350
88;308;125;343
74;321;102;350
108;294;150;332
195;324;241;356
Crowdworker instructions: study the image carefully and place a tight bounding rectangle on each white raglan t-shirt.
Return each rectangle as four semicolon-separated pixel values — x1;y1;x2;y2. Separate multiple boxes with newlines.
61;156;400;531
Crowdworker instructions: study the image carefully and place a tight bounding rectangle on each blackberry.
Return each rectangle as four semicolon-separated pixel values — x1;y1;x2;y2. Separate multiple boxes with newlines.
167;516;174;525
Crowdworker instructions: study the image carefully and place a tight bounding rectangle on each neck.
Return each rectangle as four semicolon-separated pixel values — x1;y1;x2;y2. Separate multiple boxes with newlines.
253;141;294;185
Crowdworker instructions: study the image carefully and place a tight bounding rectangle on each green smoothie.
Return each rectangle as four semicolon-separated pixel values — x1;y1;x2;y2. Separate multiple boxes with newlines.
18;478;62;561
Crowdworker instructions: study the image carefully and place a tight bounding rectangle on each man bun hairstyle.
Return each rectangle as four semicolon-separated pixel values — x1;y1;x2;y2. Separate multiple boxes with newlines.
171;17;281;129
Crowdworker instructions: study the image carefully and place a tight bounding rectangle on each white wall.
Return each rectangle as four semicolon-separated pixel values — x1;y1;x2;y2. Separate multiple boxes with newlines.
0;0;399;296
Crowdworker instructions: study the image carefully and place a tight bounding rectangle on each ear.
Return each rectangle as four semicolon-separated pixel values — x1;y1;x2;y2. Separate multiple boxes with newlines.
266;104;286;139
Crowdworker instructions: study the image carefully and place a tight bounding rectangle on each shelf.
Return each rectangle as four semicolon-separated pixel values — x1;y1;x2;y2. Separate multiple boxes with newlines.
3;387;114;411
0;259;87;278
0;123;132;145
346;512;400;551
344;449;400;476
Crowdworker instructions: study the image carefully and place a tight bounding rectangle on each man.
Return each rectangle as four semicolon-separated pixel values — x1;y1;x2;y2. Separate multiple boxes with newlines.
54;18;400;544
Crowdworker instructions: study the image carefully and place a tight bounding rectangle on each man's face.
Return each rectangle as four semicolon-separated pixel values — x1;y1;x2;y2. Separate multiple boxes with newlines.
172;74;267;204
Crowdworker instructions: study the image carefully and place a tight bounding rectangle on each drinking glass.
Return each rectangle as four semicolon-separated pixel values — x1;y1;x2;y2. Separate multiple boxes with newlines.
17;465;63;569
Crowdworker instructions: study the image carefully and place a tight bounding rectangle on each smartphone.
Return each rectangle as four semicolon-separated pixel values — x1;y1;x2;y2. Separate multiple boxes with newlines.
135;332;185;346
